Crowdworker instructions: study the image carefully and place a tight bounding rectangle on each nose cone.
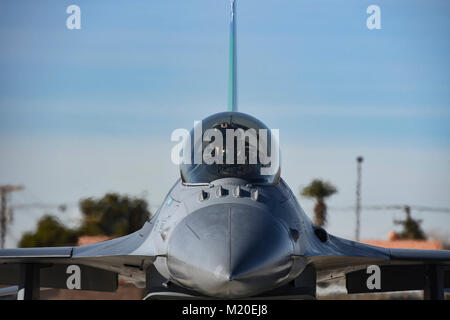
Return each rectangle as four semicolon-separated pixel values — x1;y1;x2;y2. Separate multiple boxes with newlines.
167;204;294;298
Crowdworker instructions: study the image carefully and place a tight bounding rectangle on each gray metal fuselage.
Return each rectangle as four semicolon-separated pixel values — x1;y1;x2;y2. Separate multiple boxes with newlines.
145;177;311;298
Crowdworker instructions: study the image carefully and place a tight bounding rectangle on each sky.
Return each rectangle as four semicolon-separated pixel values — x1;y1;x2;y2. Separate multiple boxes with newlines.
0;0;449;247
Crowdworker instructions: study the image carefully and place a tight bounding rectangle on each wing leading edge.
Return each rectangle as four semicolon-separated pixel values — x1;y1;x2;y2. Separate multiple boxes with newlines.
0;224;157;299
306;234;450;299
307;234;450;279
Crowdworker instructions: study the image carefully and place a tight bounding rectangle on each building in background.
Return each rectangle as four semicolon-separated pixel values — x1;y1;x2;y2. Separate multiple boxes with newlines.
362;231;443;250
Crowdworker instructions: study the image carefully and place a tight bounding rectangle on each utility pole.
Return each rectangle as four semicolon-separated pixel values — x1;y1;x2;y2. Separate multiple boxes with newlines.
0;185;24;248
355;156;363;241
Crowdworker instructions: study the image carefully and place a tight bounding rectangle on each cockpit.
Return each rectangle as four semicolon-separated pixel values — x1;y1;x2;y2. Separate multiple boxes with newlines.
179;112;280;184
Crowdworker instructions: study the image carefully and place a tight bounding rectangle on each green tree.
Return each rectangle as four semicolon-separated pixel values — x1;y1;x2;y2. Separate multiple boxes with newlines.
19;215;79;248
394;206;427;240
300;179;337;227
18;193;151;248
78;193;150;237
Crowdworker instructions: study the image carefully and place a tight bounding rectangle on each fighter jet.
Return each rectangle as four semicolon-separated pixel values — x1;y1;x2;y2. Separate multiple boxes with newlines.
0;0;449;300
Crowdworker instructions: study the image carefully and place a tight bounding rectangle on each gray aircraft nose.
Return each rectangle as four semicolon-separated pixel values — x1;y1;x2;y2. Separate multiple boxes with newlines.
167;204;294;298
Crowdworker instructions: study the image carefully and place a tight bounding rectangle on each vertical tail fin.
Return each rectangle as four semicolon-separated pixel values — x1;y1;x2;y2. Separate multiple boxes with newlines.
227;0;237;112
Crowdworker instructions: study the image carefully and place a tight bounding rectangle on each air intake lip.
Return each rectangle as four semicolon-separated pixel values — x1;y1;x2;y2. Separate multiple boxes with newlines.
313;226;328;242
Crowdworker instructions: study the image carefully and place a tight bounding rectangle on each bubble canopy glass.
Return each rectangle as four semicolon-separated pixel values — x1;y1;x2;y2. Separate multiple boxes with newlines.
180;112;280;184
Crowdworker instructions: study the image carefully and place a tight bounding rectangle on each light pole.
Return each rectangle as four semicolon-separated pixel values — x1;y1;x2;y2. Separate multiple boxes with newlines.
355;156;363;241
0;185;24;248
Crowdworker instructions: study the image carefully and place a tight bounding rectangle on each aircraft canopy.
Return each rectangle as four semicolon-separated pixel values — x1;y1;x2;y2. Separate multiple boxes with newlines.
180;112;280;184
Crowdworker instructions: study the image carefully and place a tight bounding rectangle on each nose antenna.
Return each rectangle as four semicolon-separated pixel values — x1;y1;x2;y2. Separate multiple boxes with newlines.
227;0;238;112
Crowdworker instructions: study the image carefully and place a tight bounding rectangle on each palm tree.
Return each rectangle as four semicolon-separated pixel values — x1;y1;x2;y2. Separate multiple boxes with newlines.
300;179;337;227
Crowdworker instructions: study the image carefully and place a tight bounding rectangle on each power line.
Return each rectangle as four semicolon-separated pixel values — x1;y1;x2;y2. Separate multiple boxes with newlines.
329;204;450;240
1;193;76;248
10;202;77;212
330;205;450;213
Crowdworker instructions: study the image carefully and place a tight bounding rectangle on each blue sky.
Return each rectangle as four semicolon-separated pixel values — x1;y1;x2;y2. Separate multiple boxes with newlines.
1;0;449;246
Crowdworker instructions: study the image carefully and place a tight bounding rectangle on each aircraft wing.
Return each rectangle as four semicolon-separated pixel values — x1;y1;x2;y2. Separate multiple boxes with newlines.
306;233;450;297
306;234;450;279
1;226;156;265
0;225;157;296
